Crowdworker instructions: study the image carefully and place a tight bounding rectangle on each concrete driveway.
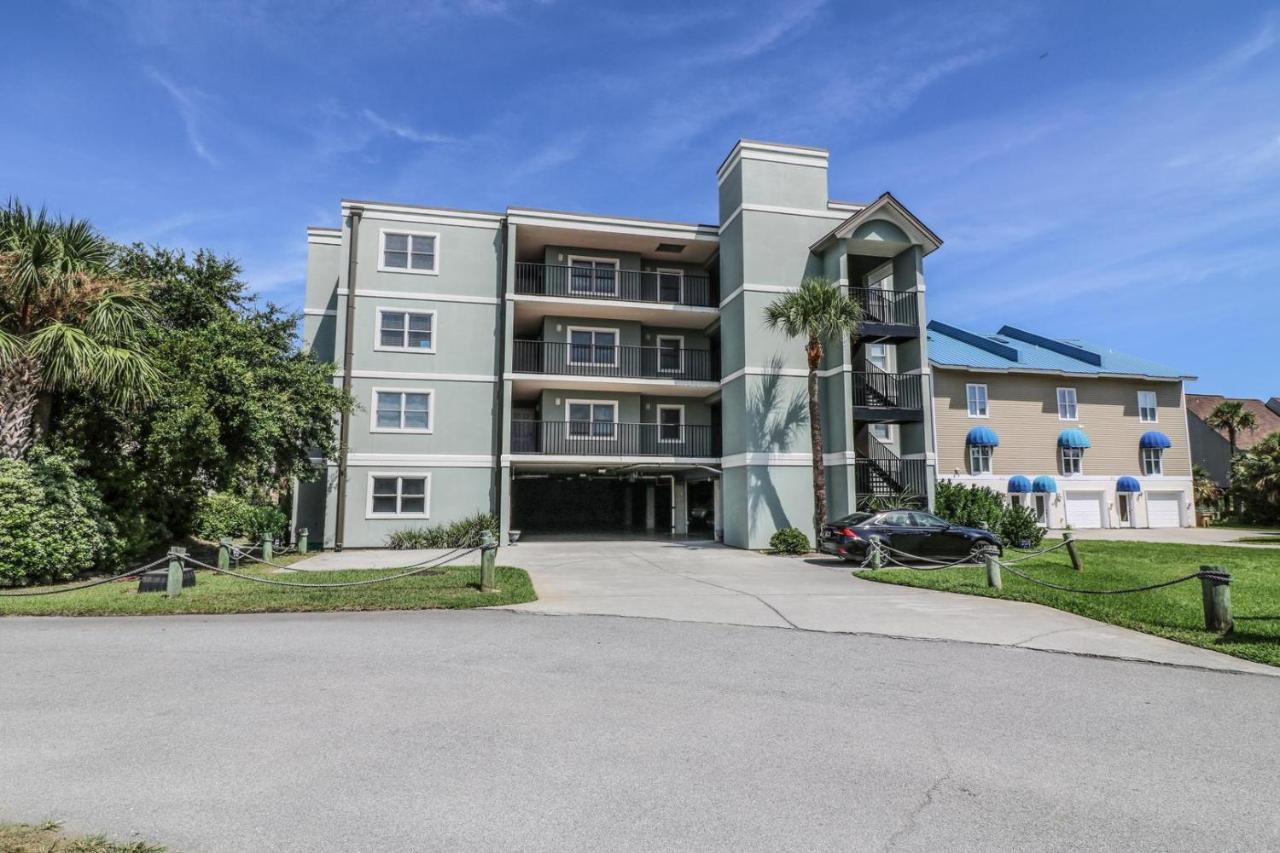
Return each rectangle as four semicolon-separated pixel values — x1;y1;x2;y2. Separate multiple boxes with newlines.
487;539;1269;674
1067;526;1280;547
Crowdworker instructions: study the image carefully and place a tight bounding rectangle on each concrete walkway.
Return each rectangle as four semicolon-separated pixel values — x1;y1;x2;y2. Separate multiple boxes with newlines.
295;539;1275;675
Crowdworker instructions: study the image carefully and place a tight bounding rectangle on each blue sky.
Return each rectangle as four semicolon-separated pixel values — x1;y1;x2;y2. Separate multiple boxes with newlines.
5;1;1279;396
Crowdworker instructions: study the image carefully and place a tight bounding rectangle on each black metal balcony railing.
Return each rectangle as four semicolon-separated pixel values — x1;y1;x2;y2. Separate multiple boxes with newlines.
851;372;923;410
849;287;919;327
511;420;720;457
515;262;715;307
854;457;929;504
511;340;718;382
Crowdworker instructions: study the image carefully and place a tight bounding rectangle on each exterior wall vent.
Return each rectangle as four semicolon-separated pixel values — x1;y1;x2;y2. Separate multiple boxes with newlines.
655;243;685;253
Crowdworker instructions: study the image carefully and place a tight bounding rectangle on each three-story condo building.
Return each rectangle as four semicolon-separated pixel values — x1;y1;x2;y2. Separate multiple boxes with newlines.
296;139;941;549
929;321;1197;528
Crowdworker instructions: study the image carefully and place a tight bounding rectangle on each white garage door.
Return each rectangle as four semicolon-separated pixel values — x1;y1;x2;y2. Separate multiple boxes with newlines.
1064;492;1104;529
1147;492;1182;528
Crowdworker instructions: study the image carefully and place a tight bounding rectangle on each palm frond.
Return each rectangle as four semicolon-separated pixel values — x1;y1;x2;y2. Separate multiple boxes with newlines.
27;322;95;389
763;276;863;342
0;325;23;368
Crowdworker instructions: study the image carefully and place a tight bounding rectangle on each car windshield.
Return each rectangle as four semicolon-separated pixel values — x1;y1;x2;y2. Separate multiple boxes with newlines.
830;513;873;526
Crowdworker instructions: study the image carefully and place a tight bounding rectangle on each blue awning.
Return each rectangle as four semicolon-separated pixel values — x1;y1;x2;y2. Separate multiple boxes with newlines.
1007;475;1032;494
1139;431;1172;449
1117;476;1142;493
1032;475;1058;493
966;426;1000;447
1058;428;1091;449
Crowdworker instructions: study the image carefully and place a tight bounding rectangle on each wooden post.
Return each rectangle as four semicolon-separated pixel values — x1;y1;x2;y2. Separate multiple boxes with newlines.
1199;566;1233;633
167;547;187;598
868;536;883;570
985;555;1002;589
261;534;273;563
479;530;497;592
297;528;309;556
1063;531;1083;572
218;538;232;571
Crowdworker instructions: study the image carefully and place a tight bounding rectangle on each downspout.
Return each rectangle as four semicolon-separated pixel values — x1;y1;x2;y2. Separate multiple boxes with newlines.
492;218;509;529
333;206;363;551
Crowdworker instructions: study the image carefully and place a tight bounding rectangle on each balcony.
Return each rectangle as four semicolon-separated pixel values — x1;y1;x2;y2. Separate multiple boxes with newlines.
849;287;919;339
512;340;718;386
514;262;715;308
851;372;924;422
510;420;720;459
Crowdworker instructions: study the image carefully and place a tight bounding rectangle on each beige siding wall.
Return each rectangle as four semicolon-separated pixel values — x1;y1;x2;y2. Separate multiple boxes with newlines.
934;369;1192;478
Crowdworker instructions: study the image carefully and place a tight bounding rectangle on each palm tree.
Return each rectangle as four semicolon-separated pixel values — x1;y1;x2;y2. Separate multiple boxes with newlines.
1206;400;1258;511
1206;400;1258;458
764;277;863;541
0;201;159;458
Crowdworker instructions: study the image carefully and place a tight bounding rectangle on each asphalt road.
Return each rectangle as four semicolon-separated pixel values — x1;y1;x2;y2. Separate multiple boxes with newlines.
2;610;1278;852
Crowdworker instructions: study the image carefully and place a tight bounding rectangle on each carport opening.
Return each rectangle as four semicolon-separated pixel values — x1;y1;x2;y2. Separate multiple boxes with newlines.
512;471;718;540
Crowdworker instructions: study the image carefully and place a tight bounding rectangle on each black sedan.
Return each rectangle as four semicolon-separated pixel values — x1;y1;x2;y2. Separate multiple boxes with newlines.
818;509;1002;563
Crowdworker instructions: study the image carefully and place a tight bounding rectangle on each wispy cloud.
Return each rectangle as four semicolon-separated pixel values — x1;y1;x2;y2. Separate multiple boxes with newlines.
696;0;827;64
362;109;457;145
146;68;217;165
1201;12;1277;80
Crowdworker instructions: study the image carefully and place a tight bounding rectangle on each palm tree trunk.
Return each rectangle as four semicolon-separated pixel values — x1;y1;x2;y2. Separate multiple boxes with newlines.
807;338;826;543
0;357;40;459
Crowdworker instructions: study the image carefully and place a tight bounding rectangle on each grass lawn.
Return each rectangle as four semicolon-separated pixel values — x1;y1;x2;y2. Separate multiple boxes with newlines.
855;540;1280;668
0;821;163;852
1234;535;1280;544
0;561;536;617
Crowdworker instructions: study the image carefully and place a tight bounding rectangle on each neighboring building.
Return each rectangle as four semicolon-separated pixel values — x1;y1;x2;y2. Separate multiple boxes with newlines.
295;139;940;550
1186;394;1280;487
929;322;1197;529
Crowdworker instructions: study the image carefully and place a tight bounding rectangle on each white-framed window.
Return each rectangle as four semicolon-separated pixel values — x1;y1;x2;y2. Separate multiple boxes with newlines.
1033;494;1049;526
567;256;619;296
375;308;435;353
367;473;430;518
966;383;988;418
1138;390;1158;423
1057;387;1078;421
869;423;894;443
656;268;684;303
867;343;891;372
1061;446;1084;475
379;230;438;274
656;404;685;442
566;399;617;438
567;327;618;366
655;335;684;373
371;388;433;433
1142;447;1164;476
969;445;993;475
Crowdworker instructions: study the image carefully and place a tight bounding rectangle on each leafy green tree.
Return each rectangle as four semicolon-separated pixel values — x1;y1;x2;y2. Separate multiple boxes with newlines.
0;201;159;458
1192;465;1221;511
763;277;863;539
1231;432;1280;523
50;246;349;554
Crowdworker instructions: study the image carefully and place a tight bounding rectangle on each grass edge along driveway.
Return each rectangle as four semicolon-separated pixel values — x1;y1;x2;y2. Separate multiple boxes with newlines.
0;563;535;617
0;821;164;853
856;540;1280;668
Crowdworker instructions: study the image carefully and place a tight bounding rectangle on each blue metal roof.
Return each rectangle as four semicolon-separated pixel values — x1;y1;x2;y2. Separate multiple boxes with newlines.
1032;475;1058;493
966;426;999;447
1058;428;1092;449
1117;476;1142;492
1140;431;1172;449
927;321;1193;379
1007;475;1032;493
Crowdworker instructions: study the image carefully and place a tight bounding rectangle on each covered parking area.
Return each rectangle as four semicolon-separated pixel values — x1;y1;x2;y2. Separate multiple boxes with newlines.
510;464;720;541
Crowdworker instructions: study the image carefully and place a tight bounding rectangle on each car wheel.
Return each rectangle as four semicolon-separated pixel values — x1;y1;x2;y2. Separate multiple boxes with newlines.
969;541;999;563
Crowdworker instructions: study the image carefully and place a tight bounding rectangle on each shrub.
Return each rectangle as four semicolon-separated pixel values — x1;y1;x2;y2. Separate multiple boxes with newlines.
0;450;120;588
387;512;499;549
769;526;810;555
192;492;287;540
934;481;1004;531
999;504;1044;549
